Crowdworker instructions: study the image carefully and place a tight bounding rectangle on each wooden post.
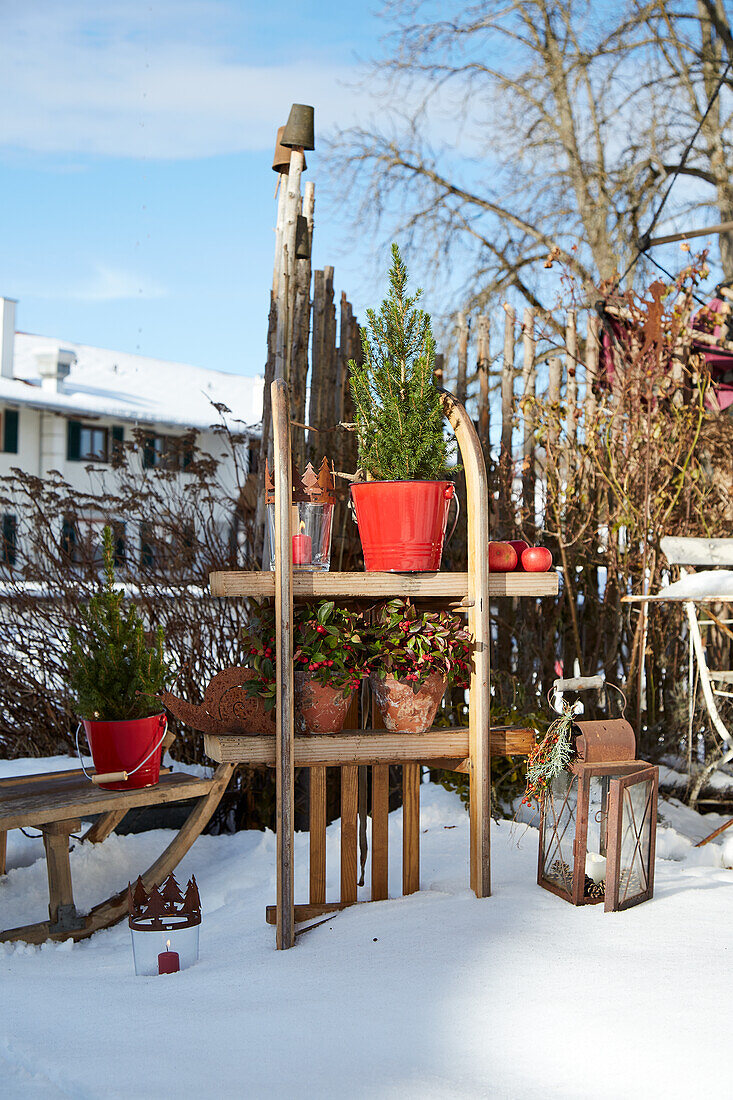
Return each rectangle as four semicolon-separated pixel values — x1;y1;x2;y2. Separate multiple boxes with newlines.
456;312;469;407
500;305;515;533
565;310;578;453
402;764;420;895
272;379;295;949
585;314;599;425
441;393;491;898
290;181;314;464
476;315;490;464
277;148;305;384
521;308;536;539
309;766;327;907
547;356;562;458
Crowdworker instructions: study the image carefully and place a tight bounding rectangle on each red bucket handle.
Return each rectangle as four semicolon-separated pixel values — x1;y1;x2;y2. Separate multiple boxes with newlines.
443;486;460;549
75;714;167;786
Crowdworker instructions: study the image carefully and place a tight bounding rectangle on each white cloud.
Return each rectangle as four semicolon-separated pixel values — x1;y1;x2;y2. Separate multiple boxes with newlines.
27;264;167;302
0;1;358;160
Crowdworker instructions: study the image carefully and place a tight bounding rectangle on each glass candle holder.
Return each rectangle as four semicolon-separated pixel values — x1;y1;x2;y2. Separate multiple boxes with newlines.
130;921;200;976
268;501;334;572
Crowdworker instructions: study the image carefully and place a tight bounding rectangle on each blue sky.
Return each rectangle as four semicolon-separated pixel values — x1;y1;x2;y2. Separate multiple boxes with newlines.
0;1;389;376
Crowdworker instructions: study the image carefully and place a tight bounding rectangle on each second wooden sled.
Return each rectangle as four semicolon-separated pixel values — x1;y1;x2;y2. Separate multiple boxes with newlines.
0;747;234;945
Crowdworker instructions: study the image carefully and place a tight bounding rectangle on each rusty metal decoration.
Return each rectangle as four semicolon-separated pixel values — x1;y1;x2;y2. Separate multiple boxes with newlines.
160;668;274;736
537;718;659;912
295;213;311;259
128;872;201;933
280;103;315;150
264;456;335;506
272;124;307;174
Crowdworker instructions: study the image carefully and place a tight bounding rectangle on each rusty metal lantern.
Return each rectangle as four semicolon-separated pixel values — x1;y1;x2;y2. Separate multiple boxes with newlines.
295;214;311;259
538;718;659;911
272;125;307;174
280;103;315;150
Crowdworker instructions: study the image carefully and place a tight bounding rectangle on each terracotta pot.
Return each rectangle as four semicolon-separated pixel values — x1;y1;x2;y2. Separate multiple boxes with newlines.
369;671;446;733
294;671;355;734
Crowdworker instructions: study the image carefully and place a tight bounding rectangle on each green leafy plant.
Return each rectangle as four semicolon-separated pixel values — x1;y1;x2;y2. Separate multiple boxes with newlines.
349;243;456;480
366;598;473;694
242;600;366;710
66;526;170;721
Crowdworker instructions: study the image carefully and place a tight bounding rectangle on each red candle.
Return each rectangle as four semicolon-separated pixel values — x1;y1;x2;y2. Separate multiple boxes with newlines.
158;939;180;975
292;521;312;565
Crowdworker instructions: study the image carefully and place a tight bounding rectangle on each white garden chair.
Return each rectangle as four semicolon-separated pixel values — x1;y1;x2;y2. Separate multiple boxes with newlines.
625;538;733;826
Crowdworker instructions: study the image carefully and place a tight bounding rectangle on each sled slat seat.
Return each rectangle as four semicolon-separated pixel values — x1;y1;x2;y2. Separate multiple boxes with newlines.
0;768;214;834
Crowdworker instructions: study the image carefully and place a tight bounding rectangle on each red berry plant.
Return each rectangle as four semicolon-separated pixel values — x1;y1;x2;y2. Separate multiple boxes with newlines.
241;599;366;710
366;598;473;694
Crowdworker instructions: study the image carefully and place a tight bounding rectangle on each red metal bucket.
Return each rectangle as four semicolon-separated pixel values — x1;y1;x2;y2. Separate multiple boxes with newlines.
83;713;166;791
350;480;455;571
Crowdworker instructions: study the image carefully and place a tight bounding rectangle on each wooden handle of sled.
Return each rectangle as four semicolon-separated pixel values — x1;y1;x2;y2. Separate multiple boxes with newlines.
91;771;128;785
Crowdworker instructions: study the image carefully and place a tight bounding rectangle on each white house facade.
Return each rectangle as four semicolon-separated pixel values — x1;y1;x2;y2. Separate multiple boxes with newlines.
0;297;263;570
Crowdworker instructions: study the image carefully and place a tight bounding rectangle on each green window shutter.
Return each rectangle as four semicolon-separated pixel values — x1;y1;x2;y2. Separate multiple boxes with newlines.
3;409;18;454
111;424;124;460
67;420;81;461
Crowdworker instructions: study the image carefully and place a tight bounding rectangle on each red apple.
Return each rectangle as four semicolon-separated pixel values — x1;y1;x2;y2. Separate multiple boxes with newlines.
521;546;553;572
508;540;529;570
488;541;518;572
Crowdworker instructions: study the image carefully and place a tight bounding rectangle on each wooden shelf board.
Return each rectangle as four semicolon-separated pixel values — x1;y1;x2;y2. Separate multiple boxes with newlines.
209;570;558;599
203;725;536;767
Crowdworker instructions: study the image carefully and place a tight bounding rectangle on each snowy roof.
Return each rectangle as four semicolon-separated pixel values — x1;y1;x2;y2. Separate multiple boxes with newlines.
1;332;264;432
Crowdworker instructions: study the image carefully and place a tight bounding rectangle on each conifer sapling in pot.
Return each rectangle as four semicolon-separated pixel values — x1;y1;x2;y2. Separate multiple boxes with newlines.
349;244;458;571
67;526;170;791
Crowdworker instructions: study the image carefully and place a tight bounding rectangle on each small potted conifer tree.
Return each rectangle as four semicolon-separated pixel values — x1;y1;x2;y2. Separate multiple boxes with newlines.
67;526;170;791
349;244;457;571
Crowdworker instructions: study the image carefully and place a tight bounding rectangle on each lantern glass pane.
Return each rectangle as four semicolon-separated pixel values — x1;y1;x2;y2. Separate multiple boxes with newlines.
617;778;653;905
583;775;610;900
540;770;577;896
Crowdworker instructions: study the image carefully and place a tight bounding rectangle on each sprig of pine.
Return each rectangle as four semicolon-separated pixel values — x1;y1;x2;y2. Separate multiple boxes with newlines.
67;526;170;720
349;243;456;480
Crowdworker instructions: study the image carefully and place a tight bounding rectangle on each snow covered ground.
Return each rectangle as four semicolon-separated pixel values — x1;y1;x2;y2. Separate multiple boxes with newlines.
2;756;733;1099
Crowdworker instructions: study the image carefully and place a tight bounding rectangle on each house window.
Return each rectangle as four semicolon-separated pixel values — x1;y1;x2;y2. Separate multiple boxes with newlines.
61;516;125;569
2;409;18;454
1;514;17;566
142;433;193;471
61;515;79;562
67;420;110;462
140;521;160;570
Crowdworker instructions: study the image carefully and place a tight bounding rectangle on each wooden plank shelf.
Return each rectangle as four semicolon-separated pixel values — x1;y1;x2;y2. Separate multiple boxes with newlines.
209;569;559;600
203;725;536;767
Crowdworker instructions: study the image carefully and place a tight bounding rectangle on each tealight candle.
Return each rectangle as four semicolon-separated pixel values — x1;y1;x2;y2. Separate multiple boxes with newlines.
585;851;607;884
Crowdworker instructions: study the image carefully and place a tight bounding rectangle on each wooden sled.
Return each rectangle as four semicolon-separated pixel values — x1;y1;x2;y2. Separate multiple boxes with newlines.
0;756;234;945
